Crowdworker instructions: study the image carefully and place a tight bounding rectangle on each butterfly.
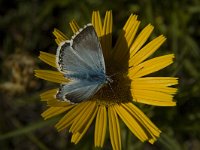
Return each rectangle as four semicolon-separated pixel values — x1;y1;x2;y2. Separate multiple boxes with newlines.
55;24;112;103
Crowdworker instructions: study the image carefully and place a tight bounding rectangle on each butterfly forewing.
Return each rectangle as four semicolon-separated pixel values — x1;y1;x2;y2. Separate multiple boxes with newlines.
56;24;105;75
72;24;105;74
57;42;93;76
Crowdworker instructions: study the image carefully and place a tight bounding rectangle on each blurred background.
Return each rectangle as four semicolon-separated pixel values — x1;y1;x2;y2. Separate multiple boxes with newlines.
0;0;200;149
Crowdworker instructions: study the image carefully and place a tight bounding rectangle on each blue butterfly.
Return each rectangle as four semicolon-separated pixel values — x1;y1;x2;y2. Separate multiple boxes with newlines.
56;24;112;103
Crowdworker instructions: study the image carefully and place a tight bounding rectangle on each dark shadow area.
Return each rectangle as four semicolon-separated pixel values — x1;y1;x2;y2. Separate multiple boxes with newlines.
93;30;132;104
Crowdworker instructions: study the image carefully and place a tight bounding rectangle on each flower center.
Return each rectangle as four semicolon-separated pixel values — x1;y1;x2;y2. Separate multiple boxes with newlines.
91;62;132;106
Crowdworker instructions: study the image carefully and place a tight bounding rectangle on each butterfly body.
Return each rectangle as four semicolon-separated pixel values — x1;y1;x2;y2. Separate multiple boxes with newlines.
55;24;111;103
64;71;106;83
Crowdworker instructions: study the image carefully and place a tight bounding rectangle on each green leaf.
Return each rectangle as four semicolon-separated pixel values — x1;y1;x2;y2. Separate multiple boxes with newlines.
0;117;59;140
158;133;182;150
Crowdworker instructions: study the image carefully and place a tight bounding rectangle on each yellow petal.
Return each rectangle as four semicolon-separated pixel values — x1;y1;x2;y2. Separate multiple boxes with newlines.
114;105;148;142
133;89;173;101
40;88;58;101
41;105;74;120
131;77;178;86
71;105;98;144
122;103;161;143
113;14;140;62
101;10;113;61
128;54;175;78
133;86;177;95
46;99;71;107
108;105;121;150
55;102;89;131
95;105;107;147
92;11;103;37
129;24;154;59
129;35;166;67
131;89;176;106
40;89;71;107
69;20;80;33
69;101;96;133
131;77;178;94
53;28;68;45
39;51;57;68
35;70;69;83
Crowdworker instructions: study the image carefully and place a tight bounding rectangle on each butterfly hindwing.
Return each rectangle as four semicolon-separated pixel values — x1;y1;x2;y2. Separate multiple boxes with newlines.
56;80;103;103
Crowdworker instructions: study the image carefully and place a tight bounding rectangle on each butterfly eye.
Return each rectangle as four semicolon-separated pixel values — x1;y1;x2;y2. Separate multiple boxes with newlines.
106;77;113;83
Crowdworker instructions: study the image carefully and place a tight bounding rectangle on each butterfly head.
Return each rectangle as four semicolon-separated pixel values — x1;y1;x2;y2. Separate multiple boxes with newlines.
105;76;113;84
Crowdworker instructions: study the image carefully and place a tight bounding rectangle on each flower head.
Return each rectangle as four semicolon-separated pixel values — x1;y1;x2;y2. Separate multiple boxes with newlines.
35;10;178;150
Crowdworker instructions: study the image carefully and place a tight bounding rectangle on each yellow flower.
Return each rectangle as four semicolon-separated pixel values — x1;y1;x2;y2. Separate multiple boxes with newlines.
35;10;178;150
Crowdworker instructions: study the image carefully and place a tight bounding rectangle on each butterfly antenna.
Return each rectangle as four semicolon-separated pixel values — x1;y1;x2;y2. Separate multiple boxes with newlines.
109;72;119;78
108;83;119;100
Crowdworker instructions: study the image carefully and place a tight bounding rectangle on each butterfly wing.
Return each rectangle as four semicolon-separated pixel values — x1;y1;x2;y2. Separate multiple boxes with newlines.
56;24;107;103
56;42;93;76
56;24;105;76
56;80;103;103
